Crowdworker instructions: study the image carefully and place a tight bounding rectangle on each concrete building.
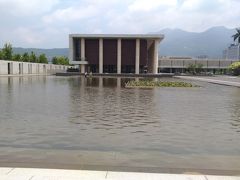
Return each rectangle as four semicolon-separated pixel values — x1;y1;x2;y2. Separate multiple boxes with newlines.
223;44;240;60
69;34;164;74
158;57;238;74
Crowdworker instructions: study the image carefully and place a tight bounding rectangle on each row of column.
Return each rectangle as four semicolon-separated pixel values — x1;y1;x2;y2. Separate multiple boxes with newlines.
77;38;158;74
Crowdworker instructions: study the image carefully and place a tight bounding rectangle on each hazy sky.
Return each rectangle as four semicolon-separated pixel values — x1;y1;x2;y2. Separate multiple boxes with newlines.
0;0;239;48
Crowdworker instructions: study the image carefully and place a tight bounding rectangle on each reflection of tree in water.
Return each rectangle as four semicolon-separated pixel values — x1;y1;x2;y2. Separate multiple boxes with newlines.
231;90;240;133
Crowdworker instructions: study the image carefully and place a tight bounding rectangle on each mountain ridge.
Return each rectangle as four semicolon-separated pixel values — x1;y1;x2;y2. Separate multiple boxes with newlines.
8;26;237;59
155;26;236;58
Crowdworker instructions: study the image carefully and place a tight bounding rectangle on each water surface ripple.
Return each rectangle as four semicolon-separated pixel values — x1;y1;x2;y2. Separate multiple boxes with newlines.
0;76;240;172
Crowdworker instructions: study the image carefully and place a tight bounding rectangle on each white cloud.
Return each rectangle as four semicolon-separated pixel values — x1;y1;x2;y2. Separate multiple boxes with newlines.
0;0;59;16
42;5;98;23
13;27;44;44
180;0;202;11
129;0;177;12
0;0;240;48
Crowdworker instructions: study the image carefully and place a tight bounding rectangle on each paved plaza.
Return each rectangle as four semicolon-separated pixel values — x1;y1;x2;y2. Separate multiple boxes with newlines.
0;167;240;180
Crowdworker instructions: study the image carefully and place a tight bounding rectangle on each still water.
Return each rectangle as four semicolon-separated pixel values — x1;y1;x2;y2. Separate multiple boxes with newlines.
0;76;240;174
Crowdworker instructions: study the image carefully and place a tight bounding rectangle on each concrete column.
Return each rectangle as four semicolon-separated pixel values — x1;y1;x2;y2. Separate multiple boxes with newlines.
69;37;74;61
81;38;85;73
81;65;85;73
135;39;140;74
117;38;121;74
153;39;159;74
99;38;103;73
81;38;85;60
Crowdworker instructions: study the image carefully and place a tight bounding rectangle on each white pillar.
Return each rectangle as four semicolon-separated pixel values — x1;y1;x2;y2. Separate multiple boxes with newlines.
81;38;85;60
99;38;103;73
69;37;74;62
81;38;85;73
117;38;121;74
153;40;159;74
135;39;140;74
81;65;85;73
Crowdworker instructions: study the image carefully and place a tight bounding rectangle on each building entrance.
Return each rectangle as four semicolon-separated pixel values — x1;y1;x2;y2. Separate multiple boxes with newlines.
103;65;117;73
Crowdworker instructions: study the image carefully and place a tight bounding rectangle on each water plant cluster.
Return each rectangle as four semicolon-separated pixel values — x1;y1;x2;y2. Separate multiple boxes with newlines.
125;80;197;88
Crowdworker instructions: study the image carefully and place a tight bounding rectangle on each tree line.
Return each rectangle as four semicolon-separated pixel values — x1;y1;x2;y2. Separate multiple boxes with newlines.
0;43;69;65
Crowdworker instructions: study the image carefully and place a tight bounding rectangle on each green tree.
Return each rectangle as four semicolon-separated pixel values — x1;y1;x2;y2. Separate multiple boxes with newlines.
12;54;21;61
232;28;240;44
21;52;30;62
38;54;48;64
187;64;197;74
52;56;69;65
195;63;204;74
29;51;37;63
187;63;203;75
2;43;13;60
52;56;59;64
0;50;3;59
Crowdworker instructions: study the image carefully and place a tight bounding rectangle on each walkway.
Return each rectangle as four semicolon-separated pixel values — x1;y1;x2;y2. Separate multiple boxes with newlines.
0;167;239;180
56;72;174;77
175;75;240;87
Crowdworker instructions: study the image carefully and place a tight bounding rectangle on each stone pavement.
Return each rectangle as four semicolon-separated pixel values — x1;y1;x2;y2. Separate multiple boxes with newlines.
0;167;240;180
175;75;240;87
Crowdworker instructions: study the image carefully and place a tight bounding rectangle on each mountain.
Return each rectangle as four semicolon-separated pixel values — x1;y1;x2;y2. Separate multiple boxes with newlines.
12;47;68;60
9;26;236;60
156;26;236;58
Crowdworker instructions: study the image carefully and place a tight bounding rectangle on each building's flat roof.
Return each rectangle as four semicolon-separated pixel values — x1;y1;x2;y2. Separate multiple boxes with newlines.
69;34;164;39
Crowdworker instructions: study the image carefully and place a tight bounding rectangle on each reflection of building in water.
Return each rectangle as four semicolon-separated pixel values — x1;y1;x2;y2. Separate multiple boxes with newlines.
69;34;164;74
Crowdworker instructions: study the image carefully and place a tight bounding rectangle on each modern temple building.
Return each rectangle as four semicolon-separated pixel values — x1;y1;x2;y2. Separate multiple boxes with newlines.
69;34;164;74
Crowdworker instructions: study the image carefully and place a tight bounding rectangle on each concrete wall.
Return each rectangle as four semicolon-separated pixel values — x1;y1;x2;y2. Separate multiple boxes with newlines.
0;60;70;75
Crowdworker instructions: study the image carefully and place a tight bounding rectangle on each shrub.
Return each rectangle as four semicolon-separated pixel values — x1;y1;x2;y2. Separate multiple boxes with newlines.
38;54;48;64
187;63;204;75
21;52;30;62
229;62;240;76
52;56;69;65
12;54;21;61
29;51;37;63
0;50;3;59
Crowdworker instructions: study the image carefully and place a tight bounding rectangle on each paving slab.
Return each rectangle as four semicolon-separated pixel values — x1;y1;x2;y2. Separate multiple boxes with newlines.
206;175;240;180
175;76;240;87
9;168;107;179
0;175;33;180
1;167;240;180
106;171;206;180
0;168;14;175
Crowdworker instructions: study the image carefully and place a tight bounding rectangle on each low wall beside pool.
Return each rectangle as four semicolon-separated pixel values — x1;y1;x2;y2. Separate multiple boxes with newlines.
0;60;70;75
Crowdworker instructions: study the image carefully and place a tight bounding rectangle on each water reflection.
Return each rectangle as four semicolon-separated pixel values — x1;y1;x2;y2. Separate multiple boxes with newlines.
0;76;240;157
68;77;157;136
230;90;240;132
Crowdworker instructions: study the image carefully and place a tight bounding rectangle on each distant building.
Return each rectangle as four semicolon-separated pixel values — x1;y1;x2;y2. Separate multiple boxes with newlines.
196;55;209;59
223;44;240;60
160;56;192;59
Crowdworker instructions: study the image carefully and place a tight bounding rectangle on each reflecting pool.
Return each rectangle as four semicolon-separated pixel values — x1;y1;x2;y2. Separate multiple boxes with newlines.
0;76;240;174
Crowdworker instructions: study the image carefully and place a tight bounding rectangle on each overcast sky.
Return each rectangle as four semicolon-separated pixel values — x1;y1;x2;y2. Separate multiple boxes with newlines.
0;0;239;48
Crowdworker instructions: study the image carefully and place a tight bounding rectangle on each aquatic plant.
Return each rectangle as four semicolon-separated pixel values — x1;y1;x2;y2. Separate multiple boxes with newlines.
125;80;197;88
